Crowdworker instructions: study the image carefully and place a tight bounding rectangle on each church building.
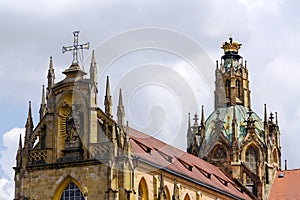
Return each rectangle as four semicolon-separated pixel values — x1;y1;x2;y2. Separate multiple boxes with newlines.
14;32;283;200
187;37;281;200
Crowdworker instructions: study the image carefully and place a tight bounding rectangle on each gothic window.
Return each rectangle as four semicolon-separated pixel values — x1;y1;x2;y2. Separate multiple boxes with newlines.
165;186;171;200
138;178;148;200
273;150;278;164
225;79;230;98
236;79;241;98
213;146;227;160
60;182;84;200
246;147;258;174
245;173;256;195
184;193;191;200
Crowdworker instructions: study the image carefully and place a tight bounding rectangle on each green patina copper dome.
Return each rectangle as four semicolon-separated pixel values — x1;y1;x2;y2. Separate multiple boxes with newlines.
205;105;265;144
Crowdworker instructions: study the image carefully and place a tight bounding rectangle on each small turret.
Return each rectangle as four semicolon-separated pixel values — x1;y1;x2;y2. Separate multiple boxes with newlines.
104;76;113;118
117;88;125;128
39;85;46;120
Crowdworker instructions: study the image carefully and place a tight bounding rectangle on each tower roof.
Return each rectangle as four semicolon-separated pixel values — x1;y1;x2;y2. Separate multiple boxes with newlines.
205;105;264;145
221;36;242;54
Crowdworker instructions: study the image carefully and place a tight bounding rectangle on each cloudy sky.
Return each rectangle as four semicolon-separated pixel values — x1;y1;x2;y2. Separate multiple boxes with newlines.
1;0;299;198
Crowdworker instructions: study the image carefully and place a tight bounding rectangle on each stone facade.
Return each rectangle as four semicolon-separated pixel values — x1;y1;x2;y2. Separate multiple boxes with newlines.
14;33;253;200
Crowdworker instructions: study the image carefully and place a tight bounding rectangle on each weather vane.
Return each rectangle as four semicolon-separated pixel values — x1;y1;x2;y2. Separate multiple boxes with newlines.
62;31;90;65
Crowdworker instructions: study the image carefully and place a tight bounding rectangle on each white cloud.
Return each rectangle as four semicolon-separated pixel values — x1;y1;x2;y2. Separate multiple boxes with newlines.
0;127;25;200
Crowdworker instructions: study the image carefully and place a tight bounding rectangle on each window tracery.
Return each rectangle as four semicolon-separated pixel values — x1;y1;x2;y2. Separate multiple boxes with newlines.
60;182;84;200
213;147;227;160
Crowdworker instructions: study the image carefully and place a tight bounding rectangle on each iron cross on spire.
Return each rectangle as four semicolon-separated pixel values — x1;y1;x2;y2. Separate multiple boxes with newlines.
62;31;90;65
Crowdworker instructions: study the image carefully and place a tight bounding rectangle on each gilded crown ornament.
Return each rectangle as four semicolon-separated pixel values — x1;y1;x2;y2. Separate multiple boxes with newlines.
221;36;242;53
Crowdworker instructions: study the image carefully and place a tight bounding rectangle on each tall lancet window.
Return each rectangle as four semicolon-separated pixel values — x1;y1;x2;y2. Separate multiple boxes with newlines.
138;178;148;200
236;79;241;98
225;79;230;98
245;147;258;174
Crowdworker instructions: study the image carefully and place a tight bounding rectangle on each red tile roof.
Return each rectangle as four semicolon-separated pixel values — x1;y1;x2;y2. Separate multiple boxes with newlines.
268;169;300;199
129;128;252;200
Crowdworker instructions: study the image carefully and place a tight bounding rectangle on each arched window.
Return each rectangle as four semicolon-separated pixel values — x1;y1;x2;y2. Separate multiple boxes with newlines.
60;182;84;200
273;150;278;164
184;193;191;200
165;186;171;200
236;79;241;98
138;178;148;200
225;79;230;98
246;147;258;173
213;146;227;160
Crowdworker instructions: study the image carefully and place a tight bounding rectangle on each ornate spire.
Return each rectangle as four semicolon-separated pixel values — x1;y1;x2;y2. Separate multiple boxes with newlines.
47;56;55;96
246;108;256;130
104;76;113;118
269;112;274;123
39;85;47;120
26;101;33;129
117;88;125;127
89;50;98;106
25;101;34;150
89;50;97;84
192;113;199;135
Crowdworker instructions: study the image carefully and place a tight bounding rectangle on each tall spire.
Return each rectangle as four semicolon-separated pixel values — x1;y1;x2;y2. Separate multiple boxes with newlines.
16;134;23;167
264;104;268;126
186;112;193;151
47;56;55;99
25;101;34;150
89;50;98;106
26;101;33;129
39;85;46;120
104;76;113;118
188;112;191;129
89;50;98;84
200;105;206;141
18;134;22;151
117;88;125;127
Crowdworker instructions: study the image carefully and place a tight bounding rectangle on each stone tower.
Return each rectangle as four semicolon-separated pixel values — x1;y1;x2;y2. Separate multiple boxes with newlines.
187;37;281;200
14;32;135;200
